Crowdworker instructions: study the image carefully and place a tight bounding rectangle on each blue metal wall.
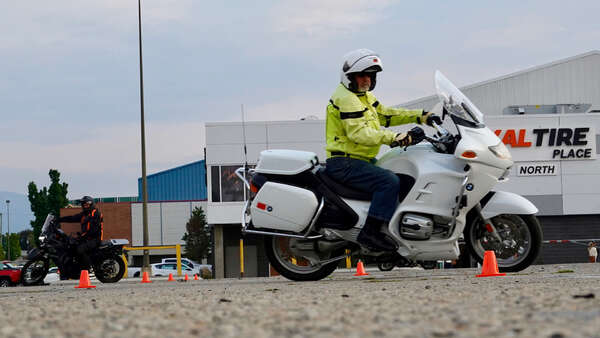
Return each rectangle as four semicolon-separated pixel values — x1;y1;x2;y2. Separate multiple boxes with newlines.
138;160;207;201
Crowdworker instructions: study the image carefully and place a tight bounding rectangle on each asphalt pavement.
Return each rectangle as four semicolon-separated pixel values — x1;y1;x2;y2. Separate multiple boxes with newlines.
1;263;599;338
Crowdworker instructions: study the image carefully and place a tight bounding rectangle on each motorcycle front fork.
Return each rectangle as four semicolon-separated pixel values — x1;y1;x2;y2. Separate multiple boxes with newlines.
474;203;503;242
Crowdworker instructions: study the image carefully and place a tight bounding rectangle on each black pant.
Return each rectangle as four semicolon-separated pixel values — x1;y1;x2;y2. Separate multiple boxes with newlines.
325;157;400;221
77;239;100;271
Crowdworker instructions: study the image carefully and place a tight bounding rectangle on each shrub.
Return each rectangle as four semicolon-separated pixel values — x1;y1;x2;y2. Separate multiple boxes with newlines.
200;267;212;279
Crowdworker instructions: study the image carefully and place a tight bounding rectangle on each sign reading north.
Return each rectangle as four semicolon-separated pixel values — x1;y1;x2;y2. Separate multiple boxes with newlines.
517;162;559;176
494;127;596;161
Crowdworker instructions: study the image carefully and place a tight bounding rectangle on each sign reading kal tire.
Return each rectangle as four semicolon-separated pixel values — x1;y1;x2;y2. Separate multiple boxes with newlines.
494;127;596;161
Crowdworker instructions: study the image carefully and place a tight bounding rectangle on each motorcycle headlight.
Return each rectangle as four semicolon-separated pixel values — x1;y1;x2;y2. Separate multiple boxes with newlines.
38;236;46;242
489;142;511;160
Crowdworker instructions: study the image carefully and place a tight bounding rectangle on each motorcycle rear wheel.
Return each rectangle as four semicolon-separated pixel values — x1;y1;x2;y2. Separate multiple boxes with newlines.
94;255;126;283
21;259;50;286
465;214;542;272
265;236;341;281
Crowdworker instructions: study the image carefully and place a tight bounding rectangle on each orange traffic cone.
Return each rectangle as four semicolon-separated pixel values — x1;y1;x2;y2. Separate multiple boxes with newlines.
184;273;189;281
75;270;96;289
476;250;506;277
354;260;369;276
141;271;153;283
194;274;199;280
167;273;175;282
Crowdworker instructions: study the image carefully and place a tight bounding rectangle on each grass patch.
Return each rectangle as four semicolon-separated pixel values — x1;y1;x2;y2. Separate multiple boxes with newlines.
556;269;574;274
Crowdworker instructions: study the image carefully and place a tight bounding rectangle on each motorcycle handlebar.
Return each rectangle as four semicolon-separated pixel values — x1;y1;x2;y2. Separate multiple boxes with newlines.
389;122;449;149
432;121;449;136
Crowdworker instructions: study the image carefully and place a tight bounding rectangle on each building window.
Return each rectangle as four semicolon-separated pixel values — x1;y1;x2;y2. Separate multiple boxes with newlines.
210;165;253;203
221;166;245;202
211;166;221;202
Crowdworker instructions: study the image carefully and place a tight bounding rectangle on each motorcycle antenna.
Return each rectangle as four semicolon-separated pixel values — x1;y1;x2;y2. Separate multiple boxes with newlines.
241;103;248;169
240;103;247;279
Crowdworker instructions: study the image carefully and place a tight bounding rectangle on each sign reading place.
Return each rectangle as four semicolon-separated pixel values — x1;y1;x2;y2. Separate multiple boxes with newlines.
494;127;596;161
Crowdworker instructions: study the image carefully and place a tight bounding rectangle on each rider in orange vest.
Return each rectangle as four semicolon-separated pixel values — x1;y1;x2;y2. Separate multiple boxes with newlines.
59;196;103;271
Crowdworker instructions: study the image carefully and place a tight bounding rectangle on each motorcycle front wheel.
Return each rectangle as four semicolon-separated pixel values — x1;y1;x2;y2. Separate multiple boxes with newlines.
265;236;341;281
21;258;50;286
465;214;542;272
94;255;126;283
378;262;395;271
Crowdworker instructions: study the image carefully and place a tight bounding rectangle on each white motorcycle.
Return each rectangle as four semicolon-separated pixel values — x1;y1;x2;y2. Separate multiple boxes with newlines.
236;71;542;281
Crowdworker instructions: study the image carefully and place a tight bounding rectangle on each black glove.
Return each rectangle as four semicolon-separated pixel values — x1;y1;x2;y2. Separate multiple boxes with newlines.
391;132;412;148
390;127;425;148
407;126;425;144
421;111;442;127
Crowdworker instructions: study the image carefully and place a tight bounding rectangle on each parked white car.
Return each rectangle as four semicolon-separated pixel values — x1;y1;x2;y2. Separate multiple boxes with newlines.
161;258;212;272
43;267;60;284
128;262;198;278
152;263;198;277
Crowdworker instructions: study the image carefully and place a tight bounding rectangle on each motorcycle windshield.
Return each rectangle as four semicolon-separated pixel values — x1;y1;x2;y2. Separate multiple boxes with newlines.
435;70;484;124
41;214;54;234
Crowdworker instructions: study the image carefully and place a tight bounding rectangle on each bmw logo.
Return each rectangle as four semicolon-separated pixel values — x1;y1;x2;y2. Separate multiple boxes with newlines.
267;206;273;212
466;183;474;191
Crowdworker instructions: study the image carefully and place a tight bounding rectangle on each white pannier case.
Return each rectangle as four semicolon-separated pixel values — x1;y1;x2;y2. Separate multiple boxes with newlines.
251;150;320;233
251;182;318;233
254;150;319;175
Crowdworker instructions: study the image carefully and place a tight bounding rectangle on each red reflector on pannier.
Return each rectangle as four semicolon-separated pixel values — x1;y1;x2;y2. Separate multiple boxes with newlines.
257;202;266;210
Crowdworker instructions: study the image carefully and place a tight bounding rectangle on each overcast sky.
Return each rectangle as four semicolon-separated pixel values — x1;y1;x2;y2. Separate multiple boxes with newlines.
1;0;599;199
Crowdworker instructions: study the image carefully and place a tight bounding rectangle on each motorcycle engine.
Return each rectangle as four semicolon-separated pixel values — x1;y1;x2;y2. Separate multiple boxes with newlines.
400;214;433;240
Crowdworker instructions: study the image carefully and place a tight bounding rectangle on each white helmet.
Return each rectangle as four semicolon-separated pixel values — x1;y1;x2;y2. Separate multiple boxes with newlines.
340;49;383;92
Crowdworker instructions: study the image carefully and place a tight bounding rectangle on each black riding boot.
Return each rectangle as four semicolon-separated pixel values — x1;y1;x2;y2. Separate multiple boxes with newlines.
357;216;397;251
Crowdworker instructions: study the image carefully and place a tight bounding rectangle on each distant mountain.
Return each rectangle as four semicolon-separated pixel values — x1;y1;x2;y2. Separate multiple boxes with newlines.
0;191;34;233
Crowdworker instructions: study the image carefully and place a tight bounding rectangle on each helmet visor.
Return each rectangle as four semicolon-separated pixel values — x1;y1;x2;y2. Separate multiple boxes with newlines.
361;65;382;73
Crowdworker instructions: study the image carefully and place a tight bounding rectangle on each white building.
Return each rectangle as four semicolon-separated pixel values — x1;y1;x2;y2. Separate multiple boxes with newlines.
206;51;600;277
128;201;208;265
131;201;208;247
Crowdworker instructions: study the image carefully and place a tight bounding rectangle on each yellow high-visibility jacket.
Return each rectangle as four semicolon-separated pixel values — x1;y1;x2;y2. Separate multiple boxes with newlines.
326;84;424;160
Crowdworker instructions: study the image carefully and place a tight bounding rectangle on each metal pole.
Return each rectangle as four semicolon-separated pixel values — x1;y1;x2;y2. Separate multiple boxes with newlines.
5;200;9;260
239;238;244;278
137;0;150;275
176;244;182;276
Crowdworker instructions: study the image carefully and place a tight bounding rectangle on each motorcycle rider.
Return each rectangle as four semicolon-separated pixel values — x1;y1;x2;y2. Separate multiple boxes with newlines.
58;196;103;272
325;49;441;251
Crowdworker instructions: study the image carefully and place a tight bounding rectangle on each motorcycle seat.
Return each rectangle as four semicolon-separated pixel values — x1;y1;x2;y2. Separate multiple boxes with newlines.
316;168;372;201
99;240;112;248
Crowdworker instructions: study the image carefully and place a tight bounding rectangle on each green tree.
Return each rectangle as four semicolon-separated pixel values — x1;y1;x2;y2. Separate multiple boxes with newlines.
28;169;69;244
1;234;21;261
47;169;69;216
6;233;21;260
182;207;211;262
0;236;4;260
